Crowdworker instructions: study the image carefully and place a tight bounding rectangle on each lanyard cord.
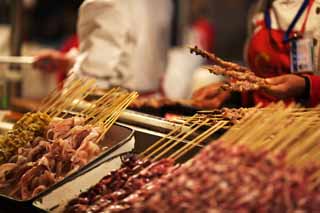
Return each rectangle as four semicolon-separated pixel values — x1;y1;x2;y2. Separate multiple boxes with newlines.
265;0;313;43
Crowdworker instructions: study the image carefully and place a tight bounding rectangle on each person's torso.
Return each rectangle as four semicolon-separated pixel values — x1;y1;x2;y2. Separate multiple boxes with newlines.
248;0;320;74
127;0;172;92
245;0;320;106
77;0;172;92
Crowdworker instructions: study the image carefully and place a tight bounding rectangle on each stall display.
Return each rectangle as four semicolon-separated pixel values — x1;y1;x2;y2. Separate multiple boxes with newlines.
0;52;319;213
65;156;175;213
0;112;51;163
124;142;320;212
0;116;103;200
106;104;320;212
57;116;227;213
0;78;138;202
28;103;320;213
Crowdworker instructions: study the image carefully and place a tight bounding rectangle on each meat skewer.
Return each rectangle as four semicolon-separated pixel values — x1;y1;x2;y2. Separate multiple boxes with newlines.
64;154;151;213
124;142;320;213
189;46;270;92
64;157;175;213
64;104;320;213
0;112;51;163
204;65;269;92
0;78;138;201
0;117;104;200
204;65;267;86
189;45;249;72
220;81;261;92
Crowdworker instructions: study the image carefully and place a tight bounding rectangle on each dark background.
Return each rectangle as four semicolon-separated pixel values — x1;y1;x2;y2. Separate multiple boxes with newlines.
0;0;252;61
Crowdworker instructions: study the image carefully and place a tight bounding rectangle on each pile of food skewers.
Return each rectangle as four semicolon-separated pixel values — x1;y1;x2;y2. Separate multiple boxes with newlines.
0;117;104;200
62;103;320;213
65;155;176;213
0;112;51;164
0;78;138;201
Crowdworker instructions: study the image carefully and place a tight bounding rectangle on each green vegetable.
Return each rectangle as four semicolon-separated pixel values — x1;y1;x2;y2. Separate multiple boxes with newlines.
0;112;51;163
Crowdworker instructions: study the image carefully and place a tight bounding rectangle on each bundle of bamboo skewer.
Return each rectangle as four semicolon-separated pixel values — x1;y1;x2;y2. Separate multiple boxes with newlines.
140;115;228;162
0;77;140;200
0;77;138;164
65;100;320;212
64;112;229;213
112;102;320;212
221;102;320;186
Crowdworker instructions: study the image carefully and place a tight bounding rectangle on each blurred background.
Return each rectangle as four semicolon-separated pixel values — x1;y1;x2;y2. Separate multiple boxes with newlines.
0;0;252;102
0;0;251;59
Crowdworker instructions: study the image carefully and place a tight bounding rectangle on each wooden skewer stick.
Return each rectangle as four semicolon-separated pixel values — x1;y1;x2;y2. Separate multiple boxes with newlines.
286;128;320;164
171;121;227;161
268;117;315;154
83;89;121;123
37;72;75;112
151;119;211;161
39;78;80;113
89;91;132;125
143;121;203;160
96;92;138;142
45;79;84;115
80;88;117;116
50;79;96;117
139;115;197;158
38;81;65;112
60;86;97;119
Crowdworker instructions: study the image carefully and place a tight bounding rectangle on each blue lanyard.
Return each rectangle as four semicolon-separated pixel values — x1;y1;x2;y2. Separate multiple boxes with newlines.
264;0;310;43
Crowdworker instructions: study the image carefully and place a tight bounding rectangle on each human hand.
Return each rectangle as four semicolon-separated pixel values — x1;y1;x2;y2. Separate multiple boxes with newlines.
33;50;74;73
264;74;306;99
192;82;231;109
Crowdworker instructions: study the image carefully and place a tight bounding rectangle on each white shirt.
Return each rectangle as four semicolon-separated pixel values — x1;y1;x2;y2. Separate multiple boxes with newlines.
71;0;173;92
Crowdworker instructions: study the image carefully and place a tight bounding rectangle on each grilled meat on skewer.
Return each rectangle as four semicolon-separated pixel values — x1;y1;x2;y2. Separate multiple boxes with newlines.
0;117;104;200
189;46;249;72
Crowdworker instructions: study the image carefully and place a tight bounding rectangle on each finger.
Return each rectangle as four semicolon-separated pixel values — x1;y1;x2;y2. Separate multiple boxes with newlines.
265;75;286;85
192;87;207;99
193;92;228;109
264;84;287;99
204;87;221;99
195;99;221;109
193;85;221;100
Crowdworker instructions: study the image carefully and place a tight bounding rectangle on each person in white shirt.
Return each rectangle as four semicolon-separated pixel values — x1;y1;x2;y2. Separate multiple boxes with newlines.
34;0;173;94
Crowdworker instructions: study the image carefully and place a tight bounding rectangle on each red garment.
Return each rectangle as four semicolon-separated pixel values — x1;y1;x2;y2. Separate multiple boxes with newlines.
192;18;215;52
244;1;320;107
56;35;79;84
304;74;320;106
60;35;79;53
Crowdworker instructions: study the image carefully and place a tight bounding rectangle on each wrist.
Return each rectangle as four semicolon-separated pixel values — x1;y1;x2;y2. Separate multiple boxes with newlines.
297;75;310;101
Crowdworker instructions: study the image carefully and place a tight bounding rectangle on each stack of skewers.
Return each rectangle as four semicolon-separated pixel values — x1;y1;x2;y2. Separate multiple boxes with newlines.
64;114;228;212
0;78;138;201
64;103;320;212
